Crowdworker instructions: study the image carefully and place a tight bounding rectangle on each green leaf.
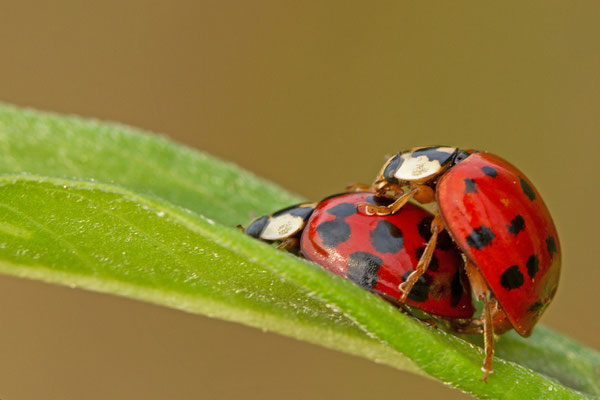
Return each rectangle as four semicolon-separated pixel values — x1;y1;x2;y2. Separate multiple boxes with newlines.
0;104;598;399
0;103;299;227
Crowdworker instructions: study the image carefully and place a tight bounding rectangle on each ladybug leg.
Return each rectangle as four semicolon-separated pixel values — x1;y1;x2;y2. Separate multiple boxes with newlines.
451;301;512;336
451;318;483;334
480;297;494;382
276;237;299;251
399;212;445;301
359;186;419;216
481;301;495;380
346;182;372;192
375;182;405;197
465;259;495;382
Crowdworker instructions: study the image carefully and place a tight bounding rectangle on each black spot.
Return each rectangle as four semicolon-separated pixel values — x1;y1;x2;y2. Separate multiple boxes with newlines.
418;216;434;241
415;246;439;271
316;219;351;248
465;226;496;249
347;252;382;289
528;301;544;312
382;154;402;184
326;202;356;218
366;195;394;207
410;147;457;165
507;215;525;235
520;177;536;201
436;230;454;251
450;272;463;307
401;272;431;302
370;221;404;253
500;265;524;290
546;236;558;257
526;254;539;279
464;178;477;193
246;215;268;238
482;166;498;178
418;216;453;250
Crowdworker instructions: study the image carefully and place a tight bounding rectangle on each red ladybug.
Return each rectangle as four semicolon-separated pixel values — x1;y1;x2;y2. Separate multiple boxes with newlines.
244;192;475;320
359;146;561;380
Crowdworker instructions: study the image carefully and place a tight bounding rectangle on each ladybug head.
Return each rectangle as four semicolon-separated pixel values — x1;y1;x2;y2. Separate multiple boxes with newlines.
454;149;475;163
374;146;459;190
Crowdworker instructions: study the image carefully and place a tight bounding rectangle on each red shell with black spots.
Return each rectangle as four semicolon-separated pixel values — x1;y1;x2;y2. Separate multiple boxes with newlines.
437;152;560;336
300;192;475;319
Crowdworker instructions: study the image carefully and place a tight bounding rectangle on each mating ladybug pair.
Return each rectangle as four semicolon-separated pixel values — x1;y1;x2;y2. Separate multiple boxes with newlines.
243;146;561;381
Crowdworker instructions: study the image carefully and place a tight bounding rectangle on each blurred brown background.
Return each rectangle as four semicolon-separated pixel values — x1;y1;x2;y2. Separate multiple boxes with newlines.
0;2;598;399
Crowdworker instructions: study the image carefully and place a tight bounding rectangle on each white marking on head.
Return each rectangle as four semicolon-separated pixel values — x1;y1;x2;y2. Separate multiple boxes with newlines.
435;147;456;154
393;146;457;182
395;155;444;181
261;214;305;241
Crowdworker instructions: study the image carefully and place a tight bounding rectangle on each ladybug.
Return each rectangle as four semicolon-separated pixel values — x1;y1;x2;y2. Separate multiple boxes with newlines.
357;146;561;380
245;192;475;320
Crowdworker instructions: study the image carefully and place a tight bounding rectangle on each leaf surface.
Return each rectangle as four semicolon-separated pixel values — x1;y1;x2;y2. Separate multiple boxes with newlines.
0;104;298;227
